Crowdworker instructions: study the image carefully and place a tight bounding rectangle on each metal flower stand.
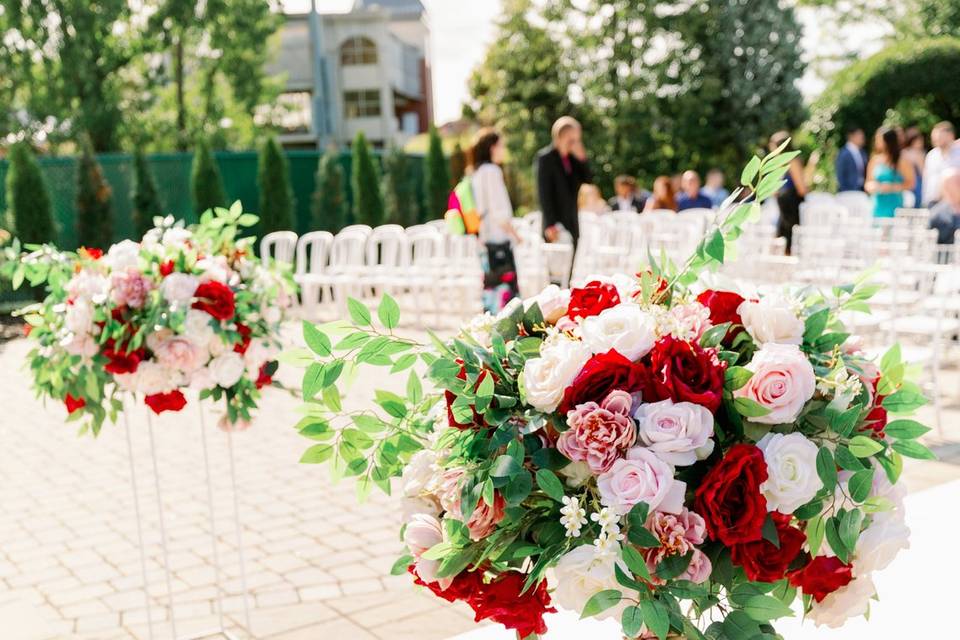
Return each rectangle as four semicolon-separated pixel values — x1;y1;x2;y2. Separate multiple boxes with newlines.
122;397;252;639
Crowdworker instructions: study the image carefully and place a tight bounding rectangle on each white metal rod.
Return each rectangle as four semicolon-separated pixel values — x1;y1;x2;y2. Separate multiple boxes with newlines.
197;402;226;633
226;427;252;634
123;404;156;640
147;410;178;639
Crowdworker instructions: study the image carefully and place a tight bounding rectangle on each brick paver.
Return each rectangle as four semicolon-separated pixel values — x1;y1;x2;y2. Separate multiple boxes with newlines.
1;323;958;640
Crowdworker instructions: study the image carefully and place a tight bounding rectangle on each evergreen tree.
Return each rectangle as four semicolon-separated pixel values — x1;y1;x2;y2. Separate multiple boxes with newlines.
5;143;56;244
312;151;347;232
423;125;449;221
449;142;467;187
257;136;294;235
191;138;227;215
75;142;114;249
350;132;384;227
131;150;163;239
382;146;416;227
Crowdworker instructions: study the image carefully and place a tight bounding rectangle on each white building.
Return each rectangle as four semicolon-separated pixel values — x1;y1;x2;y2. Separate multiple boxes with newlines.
268;0;433;148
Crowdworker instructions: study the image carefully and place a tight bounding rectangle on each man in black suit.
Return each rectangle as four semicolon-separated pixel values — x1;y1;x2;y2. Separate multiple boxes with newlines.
608;175;647;212
537;116;592;247
835;126;868;192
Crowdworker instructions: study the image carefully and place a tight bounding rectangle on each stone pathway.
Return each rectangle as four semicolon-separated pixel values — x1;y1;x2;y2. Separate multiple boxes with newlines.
1;325;958;640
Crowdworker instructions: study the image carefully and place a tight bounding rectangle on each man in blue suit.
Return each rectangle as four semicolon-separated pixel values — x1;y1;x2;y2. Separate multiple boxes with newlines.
835;126;868;192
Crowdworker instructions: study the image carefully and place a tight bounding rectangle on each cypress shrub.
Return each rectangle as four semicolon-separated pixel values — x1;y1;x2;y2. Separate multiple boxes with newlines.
423;125;450;220
75;143;114;250
382;146;416;227
312;151;347;232
5;143;56;244
191;138;227;215
351;132;384;227
449;142;467;188
257;136;294;235
131;150;163;239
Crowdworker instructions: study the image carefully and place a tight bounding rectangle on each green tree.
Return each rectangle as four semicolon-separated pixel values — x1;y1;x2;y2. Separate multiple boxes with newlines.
131;150;163;239
449;143;467;187
257;136;294;235
382;147;416;227
312;152;347;233
423;126;450;221
351;132;384;227
191;138;227;215
5;143;56;245
75;143;114;249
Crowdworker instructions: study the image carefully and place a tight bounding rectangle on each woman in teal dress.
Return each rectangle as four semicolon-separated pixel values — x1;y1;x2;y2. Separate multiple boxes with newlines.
866;127;915;218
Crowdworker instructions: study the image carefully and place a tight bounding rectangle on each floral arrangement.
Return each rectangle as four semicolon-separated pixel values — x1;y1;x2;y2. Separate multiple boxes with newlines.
6;203;295;433
290;147;931;639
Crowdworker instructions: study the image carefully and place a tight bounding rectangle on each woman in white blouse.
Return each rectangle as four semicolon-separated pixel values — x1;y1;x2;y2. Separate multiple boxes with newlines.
470;128;522;312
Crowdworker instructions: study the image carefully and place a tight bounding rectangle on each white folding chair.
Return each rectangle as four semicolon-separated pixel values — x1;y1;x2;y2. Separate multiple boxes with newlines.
294;231;334;314
260;231;297;266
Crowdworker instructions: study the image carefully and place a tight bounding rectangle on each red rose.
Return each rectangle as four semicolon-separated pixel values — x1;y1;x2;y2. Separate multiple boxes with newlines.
730;513;806;582
862;376;888;437
159;260;175;277
64;393;86;414
144;390;187;415
697;289;746;341
104;344;146;375
694;444;769;546
192;281;236;321
645;336;726;413
558;349;646;414
788;556;853;602
255;362;273;389
567;280;620;320
445;363;490;429
234;324;252;354
409;565;485;604
469;572;555;639
79;247;103;260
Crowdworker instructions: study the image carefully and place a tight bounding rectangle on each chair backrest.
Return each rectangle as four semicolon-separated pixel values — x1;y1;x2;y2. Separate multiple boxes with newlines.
260;231;298;265
295;230;334;276
804;192;838;207
835;191;872;218
406;227;443;266
341;224;373;236
799;202;848;228
366;225;409;268
329;230;368;268
894;207;931;229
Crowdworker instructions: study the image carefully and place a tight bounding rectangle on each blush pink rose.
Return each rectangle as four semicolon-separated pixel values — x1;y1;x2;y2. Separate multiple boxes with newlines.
111;267;152;308
435;468;505;541
597;447;685;516
150;332;206;373
557;390;636;473
643;508;711;584
403;513;451;588
735;343;816;425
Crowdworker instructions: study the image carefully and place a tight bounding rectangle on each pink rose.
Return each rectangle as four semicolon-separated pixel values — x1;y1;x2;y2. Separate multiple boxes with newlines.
403;513;449;587
735;343;816;425
681;549;713;583
597;447;685;516
435;468;505;541
643;509;711;584
111;267;152;308
152;335;206;373
557;390;636;473
634;399;715;466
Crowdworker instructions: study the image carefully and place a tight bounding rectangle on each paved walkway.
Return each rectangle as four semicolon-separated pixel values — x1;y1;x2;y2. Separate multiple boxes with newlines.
1;326;958;640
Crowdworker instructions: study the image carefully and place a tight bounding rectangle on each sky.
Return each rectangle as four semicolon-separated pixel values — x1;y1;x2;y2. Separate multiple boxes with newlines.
306;0;889;125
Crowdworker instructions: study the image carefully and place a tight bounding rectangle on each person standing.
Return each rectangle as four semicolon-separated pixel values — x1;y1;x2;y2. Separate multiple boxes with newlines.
643;176;678;212
923;121;960;205
608;175;646;211
676;170;714;211
471;128;522;313
835;126;868;192
702;169;729;208
769;131;807;255
537;116;592;247
902;127;926;207
866;127;915;219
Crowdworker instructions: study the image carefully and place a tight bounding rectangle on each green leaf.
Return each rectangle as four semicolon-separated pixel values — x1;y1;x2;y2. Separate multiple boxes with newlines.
881;343;902;372
581;589;622;619
535;469;565;502
882;390;928;413
723;610;761;640
299;421;332;440
321;385;342;412
806;514;825;556
741;155;761;186
390;554;413;575
621;544;652;581
701;322;731;348
490;454;522;478
406;371;423;404
834;445;865;471
891;440;936;460
420;541;454;561
725;366;753;391
504;471;533;505
884;419;931;440
803;307;829;343
815;447;837;492
824;517;850;563
391;353;417;373
743;595;794;621
838;509;863;555
848;435;884;458
476;372;495;400
303;321;332;356
622;605;644;638
656;551;692;581
640;598;670;640
300;443;334;464
347;298;372;326
302;363;324;400
848;468;875;503
734;397;771;418
530;447;569;470
705;229;725;262
377;294;401;329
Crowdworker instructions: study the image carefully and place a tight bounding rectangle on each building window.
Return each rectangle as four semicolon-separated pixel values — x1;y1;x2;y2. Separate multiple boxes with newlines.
344;90;381;118
340;36;378;65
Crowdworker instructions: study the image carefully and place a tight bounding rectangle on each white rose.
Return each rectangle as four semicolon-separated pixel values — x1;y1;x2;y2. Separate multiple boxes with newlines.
558;461;593;488
188;366;216;391
104;239;141;270
634;399;715;466
404;514;448;587
738;295;804;345
65;299;95;335
401;449;439;499
208;352;246;388
580;303;656;361
756;432;823;513
185;309;216;343
735;343;816;424
853;512;910;576
808;576;876;628
244;339;278;371
523;337;592;412
133;361;180;395
196;255;232;284
553;544;628;621
162;227;192;247
61;332;99;359
161;273;199;306
66;271;109;302
526;284;570;323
